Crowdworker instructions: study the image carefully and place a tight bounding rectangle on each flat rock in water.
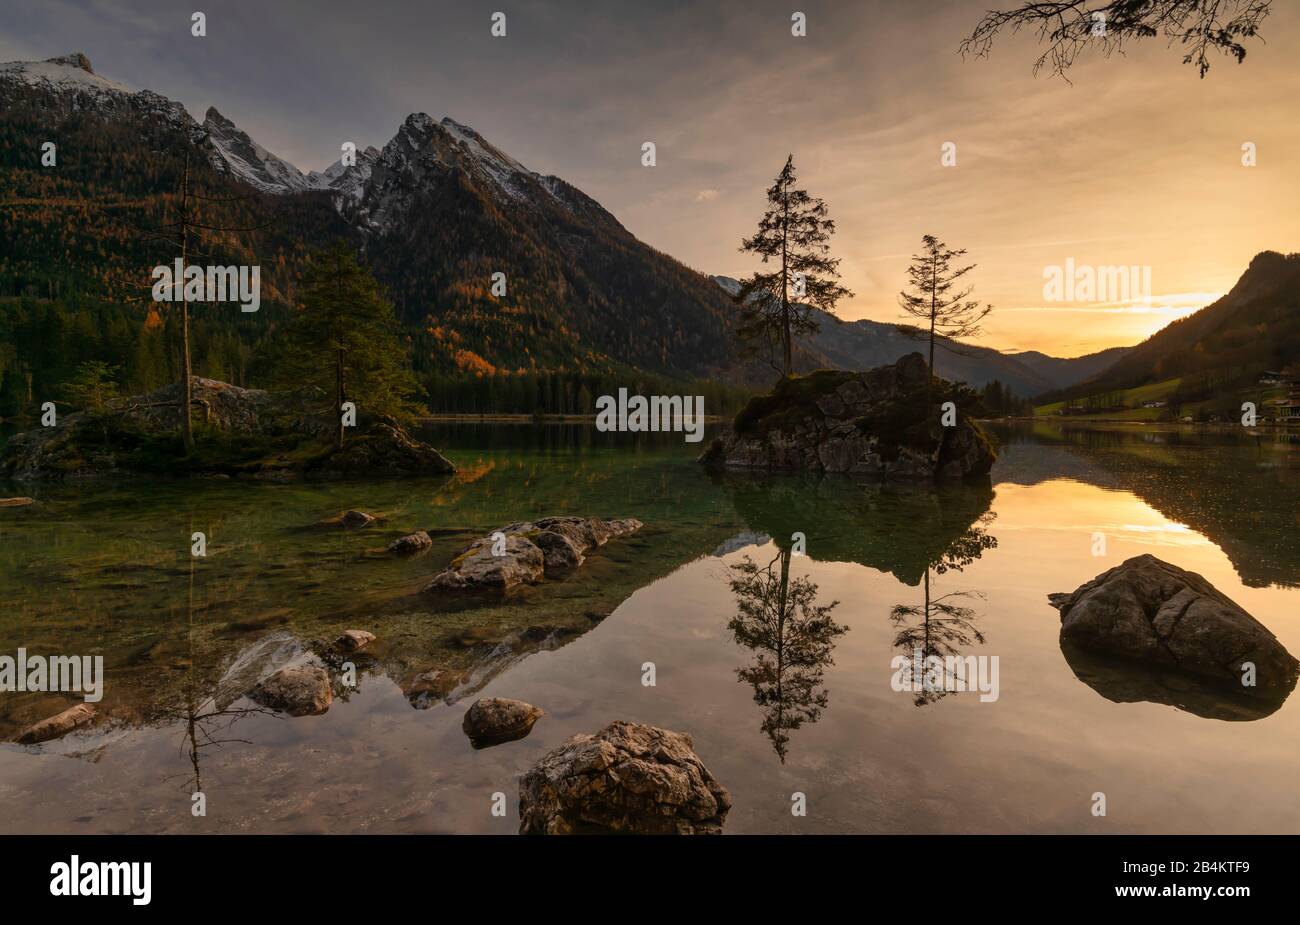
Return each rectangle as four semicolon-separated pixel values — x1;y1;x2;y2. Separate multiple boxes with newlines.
248;664;333;716
462;697;544;748
15;703;96;744
425;516;642;594
334;629;375;652
518;720;731;835
1049;554;1299;695
387;530;433;555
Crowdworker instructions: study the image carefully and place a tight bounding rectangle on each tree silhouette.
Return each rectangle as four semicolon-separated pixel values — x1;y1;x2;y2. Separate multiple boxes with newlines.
734;155;852;379
897;234;992;399
726;546;847;761
272;243;420;448
960;0;1271;79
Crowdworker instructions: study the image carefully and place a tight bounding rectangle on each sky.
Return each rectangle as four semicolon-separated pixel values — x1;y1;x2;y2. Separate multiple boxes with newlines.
3;0;1299;357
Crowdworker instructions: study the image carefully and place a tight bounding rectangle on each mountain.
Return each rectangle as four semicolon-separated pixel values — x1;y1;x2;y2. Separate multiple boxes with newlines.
712;276;1127;395
1044;251;1300;402
203;106;326;194
1;51;1142;397
1005;346;1133;392
0;52;745;382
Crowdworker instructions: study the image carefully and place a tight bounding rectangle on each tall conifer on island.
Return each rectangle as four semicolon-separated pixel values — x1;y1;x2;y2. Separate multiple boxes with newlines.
897;235;992;399
276;243;420;449
734;155;852;379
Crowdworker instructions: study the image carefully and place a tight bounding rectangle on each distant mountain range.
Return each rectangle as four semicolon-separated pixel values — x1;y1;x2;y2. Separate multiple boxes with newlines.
1040;251;1300;403
32;51;1294;400
713;276;1131;395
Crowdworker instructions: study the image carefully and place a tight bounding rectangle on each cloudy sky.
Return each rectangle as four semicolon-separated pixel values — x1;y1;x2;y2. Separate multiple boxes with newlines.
3;0;1299;356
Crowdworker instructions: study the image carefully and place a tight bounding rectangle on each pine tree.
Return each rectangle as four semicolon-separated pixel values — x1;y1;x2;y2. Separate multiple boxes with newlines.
897;235;992;396
275;243;420;448
734;155;852;379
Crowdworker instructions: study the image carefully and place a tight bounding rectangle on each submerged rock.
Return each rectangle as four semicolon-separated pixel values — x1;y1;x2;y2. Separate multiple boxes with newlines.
425;516;642;593
518;720;731;835
14;703;96;744
462;697;544;748
699;353;995;481
314;509;377;529
387;530;433;555
1048;554;1299;695
333;629;375;652
248;664;333;716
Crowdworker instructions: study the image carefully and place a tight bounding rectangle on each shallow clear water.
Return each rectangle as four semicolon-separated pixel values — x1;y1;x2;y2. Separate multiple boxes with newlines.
1;421;1298;833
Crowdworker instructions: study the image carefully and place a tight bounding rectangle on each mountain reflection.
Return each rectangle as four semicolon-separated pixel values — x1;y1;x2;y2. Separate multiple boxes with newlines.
726;544;847;762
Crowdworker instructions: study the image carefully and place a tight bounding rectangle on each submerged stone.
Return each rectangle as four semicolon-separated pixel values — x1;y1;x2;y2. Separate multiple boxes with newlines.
425;516;642;594
248;664;333;716
462;697;544;748
14;703;96;745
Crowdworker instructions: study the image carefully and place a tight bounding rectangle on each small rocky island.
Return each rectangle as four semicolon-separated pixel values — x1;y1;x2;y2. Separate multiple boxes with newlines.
1;377;455;480
699;353;995;480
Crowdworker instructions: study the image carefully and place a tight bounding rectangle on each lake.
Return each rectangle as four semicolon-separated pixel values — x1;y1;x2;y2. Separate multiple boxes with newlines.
1;420;1298;834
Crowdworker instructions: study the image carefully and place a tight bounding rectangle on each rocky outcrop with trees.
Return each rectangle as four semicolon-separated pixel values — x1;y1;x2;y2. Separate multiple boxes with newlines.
700;353;995;481
1;377;454;479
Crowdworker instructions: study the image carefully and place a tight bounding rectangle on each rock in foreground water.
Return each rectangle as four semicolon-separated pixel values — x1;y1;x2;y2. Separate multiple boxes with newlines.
248;664;333;716
387;530;433;555
14;703;96;744
519;720;731;835
426;516;642;593
462;697;544;748
1049;554;1299;694
333;629;375;652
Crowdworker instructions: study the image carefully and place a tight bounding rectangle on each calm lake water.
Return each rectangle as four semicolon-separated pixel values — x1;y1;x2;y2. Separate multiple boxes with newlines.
1;421;1298;834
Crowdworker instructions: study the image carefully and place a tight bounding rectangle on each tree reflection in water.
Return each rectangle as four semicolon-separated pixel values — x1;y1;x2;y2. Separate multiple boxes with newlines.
726;545;847;762
889;511;997;706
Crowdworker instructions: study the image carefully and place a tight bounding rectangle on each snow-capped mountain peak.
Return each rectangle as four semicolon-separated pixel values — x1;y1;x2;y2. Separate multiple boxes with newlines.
0;52;135;97
202;106;323;195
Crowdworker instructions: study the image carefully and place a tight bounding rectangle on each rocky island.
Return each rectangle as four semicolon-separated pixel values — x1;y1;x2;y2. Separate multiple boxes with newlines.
699;353;995;481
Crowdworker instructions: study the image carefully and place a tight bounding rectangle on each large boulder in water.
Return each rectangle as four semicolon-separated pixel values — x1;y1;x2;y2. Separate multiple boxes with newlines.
698;353;994;481
1048;554;1299;696
518;721;731;835
425;516;642;593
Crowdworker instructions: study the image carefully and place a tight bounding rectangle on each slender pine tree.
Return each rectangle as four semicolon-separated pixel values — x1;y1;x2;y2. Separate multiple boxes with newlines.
734;155;852;379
